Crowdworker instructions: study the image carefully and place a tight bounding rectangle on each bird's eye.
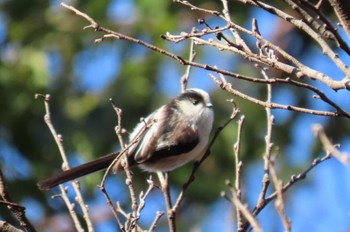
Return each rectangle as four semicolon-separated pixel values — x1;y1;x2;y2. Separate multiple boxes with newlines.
192;99;200;105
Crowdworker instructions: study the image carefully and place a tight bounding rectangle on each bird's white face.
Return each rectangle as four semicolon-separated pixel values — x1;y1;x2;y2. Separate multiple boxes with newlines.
176;89;214;137
177;88;213;119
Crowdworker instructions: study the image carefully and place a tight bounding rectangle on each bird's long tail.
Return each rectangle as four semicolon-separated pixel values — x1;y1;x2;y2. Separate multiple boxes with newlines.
37;152;119;190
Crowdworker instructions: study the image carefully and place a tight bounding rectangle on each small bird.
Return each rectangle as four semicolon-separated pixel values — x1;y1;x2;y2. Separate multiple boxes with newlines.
37;88;214;190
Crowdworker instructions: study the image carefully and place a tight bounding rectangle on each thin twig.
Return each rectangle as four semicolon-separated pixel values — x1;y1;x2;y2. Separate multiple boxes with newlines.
0;170;36;232
238;0;350;77
220;0;251;52
61;2;350;116
57;185;84;232
172;106;240;212
288;0;350;55
328;0;350;39
254;39;275;211
149;211;165;232
165;23;350;115
98;118;155;231
0;221;23;232
313;124;350;165
234;115;245;231
61;1;350;122
0;200;25;209
100;100;157;231
241;153;331;231
99;187;125;231
100;118;155;187
157;172;176;232
135;176;155;220
164;20;350;91
263;66;290;230
61;2;186;65
173;0;221;16
109;98;127;150
209;74;346;118
181;38;196;92
269;157;291;232
109;98;138;231
222;191;262;232
35;93;93;232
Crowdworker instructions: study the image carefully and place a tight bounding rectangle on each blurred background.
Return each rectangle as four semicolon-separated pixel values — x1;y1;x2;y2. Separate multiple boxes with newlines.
1;0;350;231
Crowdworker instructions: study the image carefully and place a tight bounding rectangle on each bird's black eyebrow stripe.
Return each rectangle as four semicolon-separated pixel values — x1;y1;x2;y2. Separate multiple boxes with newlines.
177;91;204;102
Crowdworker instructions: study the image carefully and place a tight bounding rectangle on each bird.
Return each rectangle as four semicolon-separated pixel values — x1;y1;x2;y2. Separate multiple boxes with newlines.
37;88;214;190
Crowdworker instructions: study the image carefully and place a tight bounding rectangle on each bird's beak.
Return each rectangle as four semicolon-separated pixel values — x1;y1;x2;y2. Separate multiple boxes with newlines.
206;103;213;109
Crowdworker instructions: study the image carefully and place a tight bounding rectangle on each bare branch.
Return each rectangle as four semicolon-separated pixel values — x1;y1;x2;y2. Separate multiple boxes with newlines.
295;0;350;55
157;172;176;232
313;124;350;165
149;211;165;232
222;191;262;232
234;115;245;231
173;0;221;16
35;93;93;232
220;0;252;52
236;0;350;78
241;153;331;230
328;0;350;38
0;170;36;232
255;67;274;210
172;104;240;212
209;74;345;118
269;157;292;232
0;221;23;232
98;187;124;231
181;38;196;92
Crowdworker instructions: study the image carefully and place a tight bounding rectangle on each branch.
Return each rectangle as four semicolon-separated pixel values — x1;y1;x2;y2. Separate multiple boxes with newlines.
209;74;345;118
0;221;23;232
234;115;245;231
61;1;350;96
149;211;165;232
220;0;252;52
241;153;331;230
98;101;156;231
328;0;350;38
0;170;36;232
157;172;176;232
222;191;262;232
61;3;186;65
255;68;274;211
181;38;196;92
296;0;350;55
313;124;350;165
61;1;350;100
99;187;124;231
35;94;93;232
269;158;291;232
237;0;350;78
109;99;138;231
172;105;240;212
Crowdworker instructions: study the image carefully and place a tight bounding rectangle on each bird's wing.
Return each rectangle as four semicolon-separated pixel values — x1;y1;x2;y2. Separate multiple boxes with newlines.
134;120;199;163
